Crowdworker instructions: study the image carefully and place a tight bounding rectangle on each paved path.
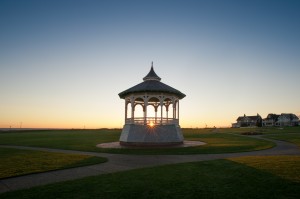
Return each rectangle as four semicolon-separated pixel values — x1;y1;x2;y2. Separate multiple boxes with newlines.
0;136;299;194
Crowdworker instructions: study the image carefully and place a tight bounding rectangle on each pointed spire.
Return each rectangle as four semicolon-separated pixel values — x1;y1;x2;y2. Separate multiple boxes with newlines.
143;62;161;81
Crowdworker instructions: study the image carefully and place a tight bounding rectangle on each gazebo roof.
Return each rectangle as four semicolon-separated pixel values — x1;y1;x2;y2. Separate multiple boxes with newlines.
119;65;186;99
143;65;161;81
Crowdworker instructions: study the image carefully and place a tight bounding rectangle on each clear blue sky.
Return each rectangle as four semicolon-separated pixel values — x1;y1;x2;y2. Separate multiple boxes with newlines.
1;0;299;128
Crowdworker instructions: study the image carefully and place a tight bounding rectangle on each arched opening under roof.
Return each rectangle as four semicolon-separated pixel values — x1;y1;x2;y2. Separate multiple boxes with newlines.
148;96;160;103
147;97;160;125
134;97;144;103
163;97;172;119
147;104;156;118
126;102;131;120
124;96;178;125
134;104;144;124
146;105;156;125
156;103;162;124
167;105;174;120
164;97;172;104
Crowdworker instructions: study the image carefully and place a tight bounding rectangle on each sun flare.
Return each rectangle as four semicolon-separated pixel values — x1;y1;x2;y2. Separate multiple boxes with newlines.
149;121;155;128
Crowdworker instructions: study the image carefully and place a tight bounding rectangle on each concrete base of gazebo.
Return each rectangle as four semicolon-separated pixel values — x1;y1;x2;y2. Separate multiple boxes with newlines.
119;124;184;147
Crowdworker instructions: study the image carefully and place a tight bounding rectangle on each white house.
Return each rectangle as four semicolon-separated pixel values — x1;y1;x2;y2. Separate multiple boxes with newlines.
275;113;299;126
232;114;262;128
234;113;299;128
262;114;280;127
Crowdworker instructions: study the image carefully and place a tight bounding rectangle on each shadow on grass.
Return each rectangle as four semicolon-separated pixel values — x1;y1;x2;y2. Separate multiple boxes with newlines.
0;147;107;179
1;159;299;199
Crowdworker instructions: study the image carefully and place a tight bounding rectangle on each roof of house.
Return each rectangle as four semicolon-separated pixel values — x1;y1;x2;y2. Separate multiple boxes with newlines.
118;66;186;99
280;113;299;120
237;114;262;121
263;113;280;121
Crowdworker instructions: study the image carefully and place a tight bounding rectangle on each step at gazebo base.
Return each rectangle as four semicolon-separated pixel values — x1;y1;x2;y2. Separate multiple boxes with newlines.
119;124;184;146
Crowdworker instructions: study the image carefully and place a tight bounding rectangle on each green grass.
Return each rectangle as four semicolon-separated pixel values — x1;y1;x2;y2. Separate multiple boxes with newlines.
263;134;300;147
229;155;300;183
172;132;274;154
0;147;107;179
92;131;275;154
256;126;300;134
1;157;300;199
184;126;300;135
0;129;120;151
0;129;275;154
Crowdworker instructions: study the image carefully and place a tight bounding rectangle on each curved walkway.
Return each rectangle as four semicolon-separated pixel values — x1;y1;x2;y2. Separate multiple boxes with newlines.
1;136;299;194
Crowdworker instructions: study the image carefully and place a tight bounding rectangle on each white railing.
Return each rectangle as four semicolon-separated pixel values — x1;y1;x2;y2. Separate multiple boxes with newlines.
125;117;179;125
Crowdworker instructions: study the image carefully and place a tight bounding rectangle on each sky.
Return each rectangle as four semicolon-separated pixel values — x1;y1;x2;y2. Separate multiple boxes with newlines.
0;0;299;129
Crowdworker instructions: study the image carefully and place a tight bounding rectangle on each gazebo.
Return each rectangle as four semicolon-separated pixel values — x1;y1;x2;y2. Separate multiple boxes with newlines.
118;63;186;146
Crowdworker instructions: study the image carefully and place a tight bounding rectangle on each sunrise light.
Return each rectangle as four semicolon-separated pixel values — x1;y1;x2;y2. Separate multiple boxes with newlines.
149;121;155;128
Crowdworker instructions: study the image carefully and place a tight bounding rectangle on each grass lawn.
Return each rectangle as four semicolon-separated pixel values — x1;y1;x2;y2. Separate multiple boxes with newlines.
0;129;120;152
229;155;300;183
263;134;300;147
257;126;300;134
0;129;275;154
187;126;300;135
0;147;107;179
1;156;299;199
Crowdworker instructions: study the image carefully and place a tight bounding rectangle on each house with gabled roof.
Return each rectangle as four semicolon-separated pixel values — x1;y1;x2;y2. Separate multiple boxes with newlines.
262;113;280;127
232;114;262;128
275;113;299;126
233;113;299;128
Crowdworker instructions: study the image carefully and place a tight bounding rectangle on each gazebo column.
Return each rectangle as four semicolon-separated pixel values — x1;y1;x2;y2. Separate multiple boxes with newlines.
173;103;176;119
125;101;128;123
131;104;135;124
144;101;148;125
154;106;158;124
160;100;163;125
177;100;180;123
130;97;135;124
166;105;169;122
160;105;163;125
143;106;146;125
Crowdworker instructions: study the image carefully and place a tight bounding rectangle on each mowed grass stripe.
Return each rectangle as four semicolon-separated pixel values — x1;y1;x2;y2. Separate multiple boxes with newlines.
0;147;107;179
183;126;300;135
228;155;300;183
1;158;299;199
0;129;121;152
0;129;275;154
264;134;300;147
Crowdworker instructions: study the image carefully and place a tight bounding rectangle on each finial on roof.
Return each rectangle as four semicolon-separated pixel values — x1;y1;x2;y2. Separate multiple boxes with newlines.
143;63;161;81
